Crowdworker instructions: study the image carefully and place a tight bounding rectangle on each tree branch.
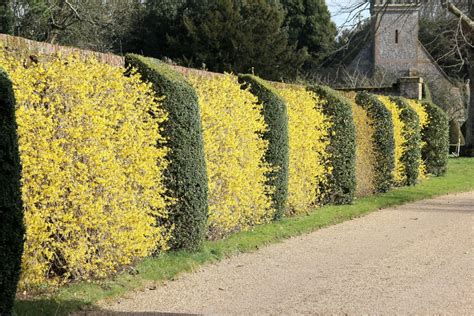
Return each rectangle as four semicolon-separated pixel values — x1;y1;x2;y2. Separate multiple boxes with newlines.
441;0;474;31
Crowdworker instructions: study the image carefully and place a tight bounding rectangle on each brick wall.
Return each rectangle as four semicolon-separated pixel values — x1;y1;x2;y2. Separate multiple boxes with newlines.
0;34;124;67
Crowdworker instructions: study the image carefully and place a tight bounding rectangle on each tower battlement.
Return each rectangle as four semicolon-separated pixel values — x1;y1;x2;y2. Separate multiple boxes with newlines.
372;0;421;12
373;0;420;5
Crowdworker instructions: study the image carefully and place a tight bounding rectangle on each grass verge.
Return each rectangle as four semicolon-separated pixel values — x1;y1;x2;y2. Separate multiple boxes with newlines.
14;158;474;315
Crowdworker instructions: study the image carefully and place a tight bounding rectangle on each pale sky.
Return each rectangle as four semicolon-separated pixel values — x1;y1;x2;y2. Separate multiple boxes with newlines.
326;0;370;29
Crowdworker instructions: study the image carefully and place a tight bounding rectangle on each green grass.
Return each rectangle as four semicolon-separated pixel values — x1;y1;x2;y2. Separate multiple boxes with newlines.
14;158;474;315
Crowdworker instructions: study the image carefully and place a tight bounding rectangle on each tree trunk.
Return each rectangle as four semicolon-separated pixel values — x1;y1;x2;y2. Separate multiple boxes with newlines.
466;52;474;155
464;2;474;155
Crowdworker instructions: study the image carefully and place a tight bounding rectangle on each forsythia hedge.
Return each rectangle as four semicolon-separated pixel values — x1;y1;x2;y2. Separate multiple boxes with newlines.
392;97;421;185
351;103;376;197
276;85;332;214
378;96;407;185
188;73;273;238
0;49;171;289
0;42;451;298
309;85;356;204
238;74;289;220
407;99;430;178
356;92;395;193
126;54;209;251
0;68;24;314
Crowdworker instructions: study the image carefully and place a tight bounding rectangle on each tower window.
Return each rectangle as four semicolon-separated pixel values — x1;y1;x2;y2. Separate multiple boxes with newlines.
395;30;399;44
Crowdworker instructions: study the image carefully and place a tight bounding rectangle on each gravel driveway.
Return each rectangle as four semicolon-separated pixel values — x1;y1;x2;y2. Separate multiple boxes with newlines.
102;191;474;314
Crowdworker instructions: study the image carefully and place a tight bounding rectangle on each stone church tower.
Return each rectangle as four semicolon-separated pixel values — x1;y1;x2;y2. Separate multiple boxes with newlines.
348;0;465;124
372;0;421;79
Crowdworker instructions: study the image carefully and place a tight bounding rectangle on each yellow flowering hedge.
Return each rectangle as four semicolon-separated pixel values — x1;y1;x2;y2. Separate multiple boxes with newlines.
276;86;332;214
406;99;429;178
352;103;376;197
0;48;171;289
188;73;273;239
378;96;407;185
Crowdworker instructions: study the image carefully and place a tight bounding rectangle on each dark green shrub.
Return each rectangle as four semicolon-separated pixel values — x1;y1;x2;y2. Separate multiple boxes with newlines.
391;97;421;185
356;92;395;192
238;74;289;220
309;84;356;204
422;101;449;176
125;54;208;251
422;82;432;102
0;68;24;315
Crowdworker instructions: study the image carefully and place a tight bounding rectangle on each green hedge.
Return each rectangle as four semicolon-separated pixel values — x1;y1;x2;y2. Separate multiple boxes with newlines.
356;92;395;192
125;54;208;252
0;69;24;314
392;97;421;185
309;84;356;205
422;101;449;176
238;74;289;220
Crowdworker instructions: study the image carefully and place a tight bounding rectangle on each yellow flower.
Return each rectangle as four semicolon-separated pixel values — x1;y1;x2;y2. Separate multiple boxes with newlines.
188;73;274;239
0;47;171;289
276;85;332;214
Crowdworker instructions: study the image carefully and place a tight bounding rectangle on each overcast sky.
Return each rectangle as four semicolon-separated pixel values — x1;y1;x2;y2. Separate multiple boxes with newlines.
326;0;370;29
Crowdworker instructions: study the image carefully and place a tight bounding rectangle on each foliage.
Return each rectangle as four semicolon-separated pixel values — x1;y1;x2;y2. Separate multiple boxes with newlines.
0;48;171;289
421;101;449;176
188;73;273;238
309;85;356;204
15;158;474;316
356;92;394;193
419;3;471;81
378;96;407;185
391;97;421;186
125;54;208;251
0;68;24;315
238;74;289;220
406;99;430;178
351;103;376;197
281;0;337;67
8;0;142;51
124;0;307;80
276;85;332;214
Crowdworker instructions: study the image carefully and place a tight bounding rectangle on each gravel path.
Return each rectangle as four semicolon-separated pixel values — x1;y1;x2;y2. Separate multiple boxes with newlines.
102;191;474;314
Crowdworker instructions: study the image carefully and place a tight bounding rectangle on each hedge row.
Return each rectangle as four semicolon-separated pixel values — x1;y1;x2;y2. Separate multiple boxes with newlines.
238;74;290;220
309;85;356;204
422;101;449;176
125;54;209;251
187;73;273;238
0;51;450;311
356;92;395;193
0;68;24;314
391;97;421;186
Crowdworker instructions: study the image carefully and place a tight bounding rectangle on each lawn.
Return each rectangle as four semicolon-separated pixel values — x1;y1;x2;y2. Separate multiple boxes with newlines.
14;158;474;316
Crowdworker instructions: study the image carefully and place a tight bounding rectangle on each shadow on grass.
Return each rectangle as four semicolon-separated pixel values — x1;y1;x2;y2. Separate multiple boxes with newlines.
14;298;94;316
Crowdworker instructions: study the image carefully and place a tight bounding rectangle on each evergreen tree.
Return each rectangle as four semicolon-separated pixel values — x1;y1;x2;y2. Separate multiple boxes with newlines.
281;0;336;67
126;0;308;80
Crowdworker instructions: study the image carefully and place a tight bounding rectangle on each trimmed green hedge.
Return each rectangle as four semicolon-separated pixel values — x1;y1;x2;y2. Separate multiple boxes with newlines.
356;92;395;193
422;101;449;176
238;74;289;220
0;68;24;315
309;84;356;205
125;54;208;251
392;97;421;185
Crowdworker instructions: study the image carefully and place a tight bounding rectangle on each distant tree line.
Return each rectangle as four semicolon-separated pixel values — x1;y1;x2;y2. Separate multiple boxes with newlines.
0;0;337;80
